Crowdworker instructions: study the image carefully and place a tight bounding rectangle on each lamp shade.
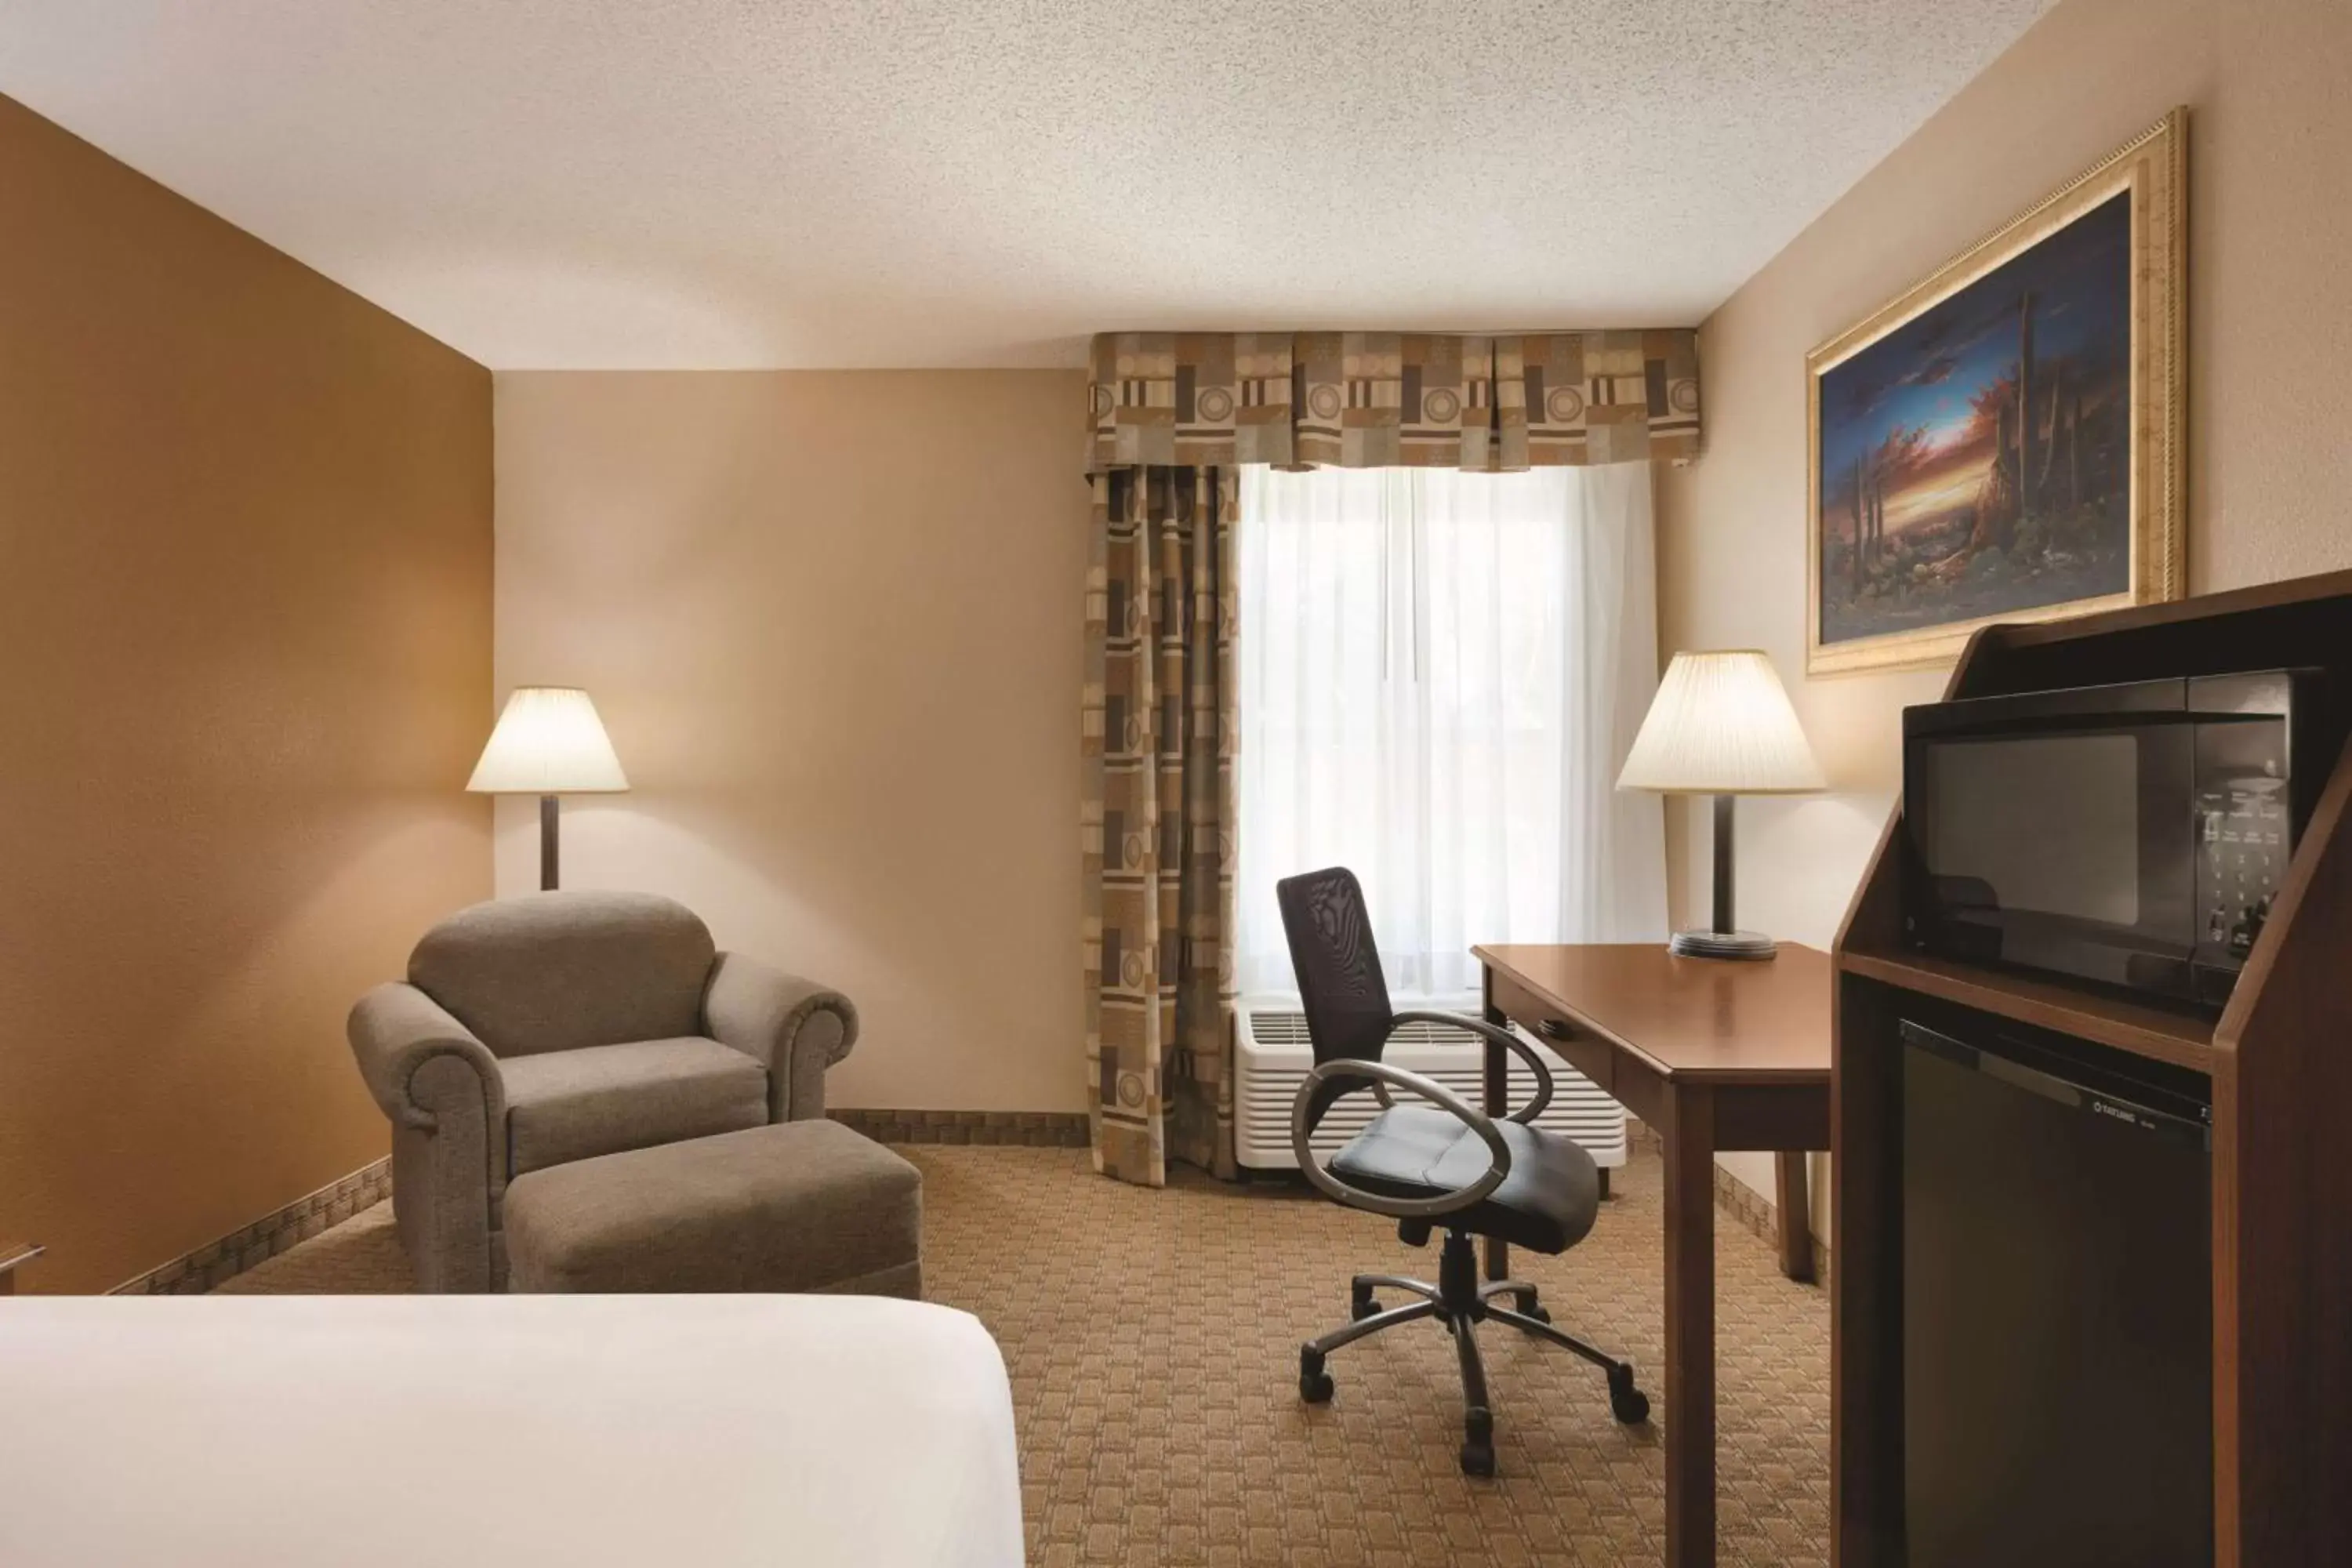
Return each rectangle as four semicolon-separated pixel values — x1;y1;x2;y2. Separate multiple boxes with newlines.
466;687;629;795
1617;650;1824;796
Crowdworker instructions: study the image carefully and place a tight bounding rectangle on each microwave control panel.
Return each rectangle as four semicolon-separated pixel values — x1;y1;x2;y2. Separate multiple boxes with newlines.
2194;723;2292;968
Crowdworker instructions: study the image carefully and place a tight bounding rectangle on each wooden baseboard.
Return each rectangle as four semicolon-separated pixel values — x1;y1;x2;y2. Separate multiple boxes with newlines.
1631;1118;1831;1284
111;1159;392;1296
829;1108;1089;1148
1712;1161;1832;1286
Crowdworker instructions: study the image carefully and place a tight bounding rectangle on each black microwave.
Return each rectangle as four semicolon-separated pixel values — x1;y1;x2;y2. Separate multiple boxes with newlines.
1901;670;2332;1009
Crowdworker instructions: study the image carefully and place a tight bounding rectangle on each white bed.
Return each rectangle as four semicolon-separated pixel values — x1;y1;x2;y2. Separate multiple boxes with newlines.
0;1294;1022;1568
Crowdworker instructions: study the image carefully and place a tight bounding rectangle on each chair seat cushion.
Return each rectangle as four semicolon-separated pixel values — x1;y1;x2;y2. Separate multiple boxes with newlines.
500;1036;768;1178
1327;1104;1601;1254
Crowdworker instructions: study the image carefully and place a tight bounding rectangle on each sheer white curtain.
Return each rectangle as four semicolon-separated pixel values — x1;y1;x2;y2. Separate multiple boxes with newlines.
1236;463;1666;999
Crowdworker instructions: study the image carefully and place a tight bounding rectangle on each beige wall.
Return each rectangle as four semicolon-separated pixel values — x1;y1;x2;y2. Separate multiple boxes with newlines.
1657;0;2352;1220
0;96;494;1293
493;372;1089;1114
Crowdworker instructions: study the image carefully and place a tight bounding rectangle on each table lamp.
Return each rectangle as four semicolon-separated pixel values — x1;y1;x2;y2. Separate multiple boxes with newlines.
466;686;630;891
1617;650;1824;959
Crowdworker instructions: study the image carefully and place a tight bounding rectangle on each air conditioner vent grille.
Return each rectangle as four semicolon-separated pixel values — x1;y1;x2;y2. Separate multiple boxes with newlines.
1233;1004;1628;1172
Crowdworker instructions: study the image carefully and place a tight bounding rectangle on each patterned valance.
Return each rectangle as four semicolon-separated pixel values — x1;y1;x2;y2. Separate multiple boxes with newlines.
1085;329;1699;474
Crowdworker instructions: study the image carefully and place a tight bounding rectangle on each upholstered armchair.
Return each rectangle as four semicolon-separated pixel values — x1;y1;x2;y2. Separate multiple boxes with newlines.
347;891;858;1292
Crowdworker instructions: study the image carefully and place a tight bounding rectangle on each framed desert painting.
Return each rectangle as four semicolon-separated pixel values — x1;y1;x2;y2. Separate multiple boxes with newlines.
1806;108;2185;674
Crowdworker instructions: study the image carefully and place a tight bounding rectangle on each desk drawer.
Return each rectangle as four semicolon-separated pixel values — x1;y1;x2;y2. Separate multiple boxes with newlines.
1489;974;1614;1095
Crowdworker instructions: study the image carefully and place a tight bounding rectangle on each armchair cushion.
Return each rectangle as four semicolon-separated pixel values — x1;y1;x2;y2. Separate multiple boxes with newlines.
411;891;716;1058
500;1036;768;1178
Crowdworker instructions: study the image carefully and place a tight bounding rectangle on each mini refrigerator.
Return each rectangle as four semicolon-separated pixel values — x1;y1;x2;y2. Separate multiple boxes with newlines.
1900;1014;2213;1567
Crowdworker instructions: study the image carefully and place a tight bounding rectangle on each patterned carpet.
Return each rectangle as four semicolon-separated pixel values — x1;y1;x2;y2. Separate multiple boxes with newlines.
223;1144;1830;1566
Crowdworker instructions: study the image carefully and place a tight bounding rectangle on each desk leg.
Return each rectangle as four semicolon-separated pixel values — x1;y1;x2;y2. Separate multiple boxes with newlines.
1662;1082;1717;1568
1480;971;1510;1283
1776;1152;1816;1283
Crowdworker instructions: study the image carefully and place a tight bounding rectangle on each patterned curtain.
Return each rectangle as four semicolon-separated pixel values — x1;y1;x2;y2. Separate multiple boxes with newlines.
1086;329;1700;475
1077;328;1692;1185
1081;466;1238;1185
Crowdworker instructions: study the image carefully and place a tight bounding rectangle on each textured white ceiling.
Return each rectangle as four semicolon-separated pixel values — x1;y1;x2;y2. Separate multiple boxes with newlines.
0;1;2053;369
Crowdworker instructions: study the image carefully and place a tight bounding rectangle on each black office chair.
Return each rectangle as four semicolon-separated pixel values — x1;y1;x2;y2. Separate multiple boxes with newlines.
1277;866;1649;1476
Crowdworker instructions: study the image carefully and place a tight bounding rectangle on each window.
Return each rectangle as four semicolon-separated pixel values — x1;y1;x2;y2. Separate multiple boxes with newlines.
1236;463;1666;998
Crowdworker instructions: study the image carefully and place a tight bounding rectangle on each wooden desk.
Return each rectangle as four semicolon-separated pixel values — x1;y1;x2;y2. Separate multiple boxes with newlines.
1475;943;1832;1568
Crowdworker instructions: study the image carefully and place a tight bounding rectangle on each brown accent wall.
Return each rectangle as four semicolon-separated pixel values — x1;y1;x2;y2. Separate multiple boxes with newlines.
1656;0;2352;1216
493;372;1088;1114
0;95;494;1293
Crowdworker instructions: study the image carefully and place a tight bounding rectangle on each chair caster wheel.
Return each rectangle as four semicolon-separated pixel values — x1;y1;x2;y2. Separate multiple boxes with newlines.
1460;1407;1495;1476
1517;1294;1550;1324
1351;1288;1381;1322
1608;1365;1650;1425
1299;1345;1334;1404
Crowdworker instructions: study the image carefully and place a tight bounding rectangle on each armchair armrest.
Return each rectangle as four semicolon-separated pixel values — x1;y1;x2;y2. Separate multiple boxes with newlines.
703;953;860;1121
347;983;504;1134
1391;1009;1556;1125
348;982;506;1292
1290;1058;1513;1220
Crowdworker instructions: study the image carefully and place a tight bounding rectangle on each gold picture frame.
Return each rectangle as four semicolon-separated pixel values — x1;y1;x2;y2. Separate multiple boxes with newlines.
1806;108;2185;675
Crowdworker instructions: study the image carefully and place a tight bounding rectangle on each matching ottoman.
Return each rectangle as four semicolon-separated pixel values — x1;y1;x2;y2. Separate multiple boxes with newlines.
503;1119;922;1297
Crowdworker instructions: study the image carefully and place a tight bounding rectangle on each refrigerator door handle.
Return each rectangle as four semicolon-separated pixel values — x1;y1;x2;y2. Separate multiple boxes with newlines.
1899;1019;2212;1149
1976;1048;2085;1109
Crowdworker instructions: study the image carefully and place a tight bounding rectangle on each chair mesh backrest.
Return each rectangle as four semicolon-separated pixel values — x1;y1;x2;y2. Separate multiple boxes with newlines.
1276;868;1396;1125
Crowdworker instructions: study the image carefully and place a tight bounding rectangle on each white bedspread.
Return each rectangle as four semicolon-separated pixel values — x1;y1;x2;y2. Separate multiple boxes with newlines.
0;1294;1022;1568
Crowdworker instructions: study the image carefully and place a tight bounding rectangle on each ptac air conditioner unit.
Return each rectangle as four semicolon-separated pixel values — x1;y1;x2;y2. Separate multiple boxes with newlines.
1234;1000;1628;1176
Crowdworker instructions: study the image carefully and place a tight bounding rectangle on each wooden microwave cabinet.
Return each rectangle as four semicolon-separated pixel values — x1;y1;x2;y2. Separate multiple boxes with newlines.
1829;568;2352;1568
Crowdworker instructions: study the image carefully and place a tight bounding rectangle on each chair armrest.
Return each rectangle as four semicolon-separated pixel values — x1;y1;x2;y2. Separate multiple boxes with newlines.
703;953;860;1120
1289;1058;1513;1220
347;983;505;1133
1391;1009;1556;1125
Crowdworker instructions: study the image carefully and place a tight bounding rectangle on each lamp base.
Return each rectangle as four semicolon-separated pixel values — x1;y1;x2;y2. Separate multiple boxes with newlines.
1668;928;1778;960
